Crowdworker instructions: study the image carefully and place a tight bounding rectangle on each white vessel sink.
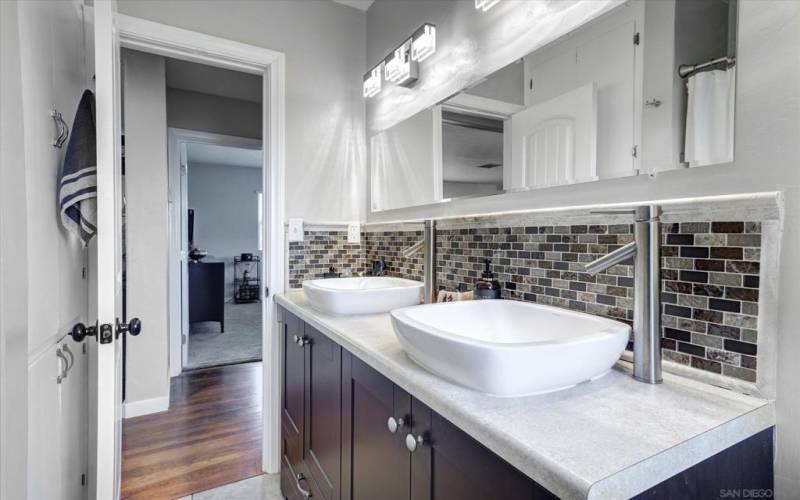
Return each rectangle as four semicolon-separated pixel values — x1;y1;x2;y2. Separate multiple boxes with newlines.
303;277;423;316
390;300;630;397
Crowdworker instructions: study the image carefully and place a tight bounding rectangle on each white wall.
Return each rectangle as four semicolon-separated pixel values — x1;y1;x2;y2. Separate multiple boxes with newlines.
167;88;261;140
188;161;263;299
118;0;368;223
0;3;29;497
371;107;440;211
122;49;170;413
366;0;800;494
19;1;89;361
1;0;91;497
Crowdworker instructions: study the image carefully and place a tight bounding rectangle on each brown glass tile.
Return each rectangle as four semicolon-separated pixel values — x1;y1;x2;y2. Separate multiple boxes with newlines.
711;221;744;233
710;247;744;260
725;287;759;302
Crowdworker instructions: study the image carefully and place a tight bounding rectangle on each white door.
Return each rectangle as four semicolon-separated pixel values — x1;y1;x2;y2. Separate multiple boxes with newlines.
180;143;190;368
92;1;124;498
576;20;636;179
510;82;598;188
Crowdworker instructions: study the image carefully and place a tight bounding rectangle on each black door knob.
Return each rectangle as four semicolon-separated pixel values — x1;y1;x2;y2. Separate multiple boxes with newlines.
69;322;97;342
116;317;142;338
128;318;142;336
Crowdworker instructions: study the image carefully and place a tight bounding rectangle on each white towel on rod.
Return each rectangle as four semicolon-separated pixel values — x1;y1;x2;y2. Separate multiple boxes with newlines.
684;68;735;167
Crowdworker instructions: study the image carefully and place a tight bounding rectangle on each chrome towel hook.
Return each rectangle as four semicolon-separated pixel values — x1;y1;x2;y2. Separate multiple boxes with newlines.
50;108;69;148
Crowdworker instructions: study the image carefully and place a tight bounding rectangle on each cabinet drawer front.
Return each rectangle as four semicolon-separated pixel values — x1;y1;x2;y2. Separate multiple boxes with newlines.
282;453;321;500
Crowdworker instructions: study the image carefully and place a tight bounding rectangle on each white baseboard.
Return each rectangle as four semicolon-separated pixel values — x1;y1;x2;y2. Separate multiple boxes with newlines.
123;396;169;419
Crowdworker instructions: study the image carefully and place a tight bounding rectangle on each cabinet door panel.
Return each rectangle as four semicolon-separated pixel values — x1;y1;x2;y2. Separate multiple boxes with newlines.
416;400;545;500
60;342;88;500
281;454;302;500
348;356;410;500
28;346;63;500
282;311;305;470
304;325;342;500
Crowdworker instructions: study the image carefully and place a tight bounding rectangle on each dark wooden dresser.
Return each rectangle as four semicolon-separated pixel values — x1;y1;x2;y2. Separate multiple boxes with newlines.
189;261;225;332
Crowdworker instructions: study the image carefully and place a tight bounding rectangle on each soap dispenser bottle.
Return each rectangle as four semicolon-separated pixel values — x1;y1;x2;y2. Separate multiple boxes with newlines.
474;258;501;300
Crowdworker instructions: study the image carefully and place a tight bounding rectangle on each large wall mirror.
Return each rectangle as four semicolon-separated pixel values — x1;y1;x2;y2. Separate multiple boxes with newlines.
369;0;738;212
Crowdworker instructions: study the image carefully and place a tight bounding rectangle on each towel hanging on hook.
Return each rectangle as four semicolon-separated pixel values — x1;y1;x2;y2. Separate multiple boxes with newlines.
59;90;97;245
50;109;70;148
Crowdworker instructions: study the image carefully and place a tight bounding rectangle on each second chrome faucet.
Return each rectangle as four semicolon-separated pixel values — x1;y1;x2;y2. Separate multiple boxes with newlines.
585;205;663;385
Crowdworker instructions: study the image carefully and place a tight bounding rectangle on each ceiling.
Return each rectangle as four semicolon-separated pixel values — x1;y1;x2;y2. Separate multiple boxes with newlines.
165;58;262;103
187;143;263;169
442;123;503;184
332;0;374;11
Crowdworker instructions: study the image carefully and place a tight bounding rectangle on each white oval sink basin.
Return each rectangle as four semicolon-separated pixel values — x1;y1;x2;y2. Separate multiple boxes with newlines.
390;300;630;397
303;277;423;315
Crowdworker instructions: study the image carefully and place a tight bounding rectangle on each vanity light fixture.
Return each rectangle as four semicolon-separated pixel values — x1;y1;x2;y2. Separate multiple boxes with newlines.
384;38;418;87
475;0;500;12
411;23;436;62
363;63;383;98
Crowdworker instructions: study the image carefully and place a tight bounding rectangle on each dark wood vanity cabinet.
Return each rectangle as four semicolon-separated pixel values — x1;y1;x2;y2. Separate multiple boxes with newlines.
409;397;556;500
280;309;342;500
279;305;774;500
342;353;411;500
279;306;552;500
342;354;554;500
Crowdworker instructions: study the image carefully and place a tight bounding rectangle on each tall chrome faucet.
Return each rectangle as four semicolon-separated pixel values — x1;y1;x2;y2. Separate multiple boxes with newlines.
585;205;662;384
401;220;437;304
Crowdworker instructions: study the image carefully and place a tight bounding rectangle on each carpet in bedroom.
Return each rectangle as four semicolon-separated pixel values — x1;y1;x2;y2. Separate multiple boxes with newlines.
187;302;262;370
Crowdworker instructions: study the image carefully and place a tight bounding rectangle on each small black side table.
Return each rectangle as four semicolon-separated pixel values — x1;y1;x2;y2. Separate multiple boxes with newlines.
234;256;261;303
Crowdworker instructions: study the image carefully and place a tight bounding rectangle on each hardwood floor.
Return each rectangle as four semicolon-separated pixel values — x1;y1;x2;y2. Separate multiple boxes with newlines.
121;362;263;499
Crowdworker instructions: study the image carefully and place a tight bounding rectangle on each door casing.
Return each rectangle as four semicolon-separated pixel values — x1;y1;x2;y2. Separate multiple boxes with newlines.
108;11;287;482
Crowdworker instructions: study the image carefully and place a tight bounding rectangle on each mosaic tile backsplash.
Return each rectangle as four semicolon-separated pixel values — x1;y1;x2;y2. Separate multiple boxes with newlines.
287;231;366;288
287;220;762;383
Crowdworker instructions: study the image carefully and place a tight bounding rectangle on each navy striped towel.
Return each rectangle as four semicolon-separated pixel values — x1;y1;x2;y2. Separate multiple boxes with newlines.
59;89;97;245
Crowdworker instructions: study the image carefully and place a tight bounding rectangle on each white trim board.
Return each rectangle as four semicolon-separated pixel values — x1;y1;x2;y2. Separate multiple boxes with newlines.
116;13;286;475
122;396;170;419
167;128;263;379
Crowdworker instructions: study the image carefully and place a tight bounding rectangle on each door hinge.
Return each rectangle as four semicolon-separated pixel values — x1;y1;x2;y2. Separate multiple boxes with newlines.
81;473;86;486
631;145;639;158
181;334;187;345
529;78;533;91
264;286;270;298
82;267;87;279
633;32;640;45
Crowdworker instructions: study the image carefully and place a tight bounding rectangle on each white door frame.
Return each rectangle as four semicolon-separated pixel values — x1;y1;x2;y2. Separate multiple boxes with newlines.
166;128;263;377
116;14;286;474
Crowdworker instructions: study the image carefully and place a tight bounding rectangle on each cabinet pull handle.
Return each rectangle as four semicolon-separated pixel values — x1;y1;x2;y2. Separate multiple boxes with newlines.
405;433;427;453
56;348;69;384
295;472;313;498
292;335;311;347
62;344;75;373
387;416;405;434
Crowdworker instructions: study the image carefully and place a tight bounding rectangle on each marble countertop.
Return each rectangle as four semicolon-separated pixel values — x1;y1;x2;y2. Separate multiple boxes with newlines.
275;291;775;500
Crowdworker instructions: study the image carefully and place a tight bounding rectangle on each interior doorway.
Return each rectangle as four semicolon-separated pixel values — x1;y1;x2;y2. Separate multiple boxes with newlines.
120;47;273;498
179;136;264;371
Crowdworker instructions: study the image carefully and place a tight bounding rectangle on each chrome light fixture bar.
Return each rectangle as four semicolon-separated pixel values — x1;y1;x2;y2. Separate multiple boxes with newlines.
384;38;418;87
475;0;500;12
363;63;383;98
411;23;436;62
